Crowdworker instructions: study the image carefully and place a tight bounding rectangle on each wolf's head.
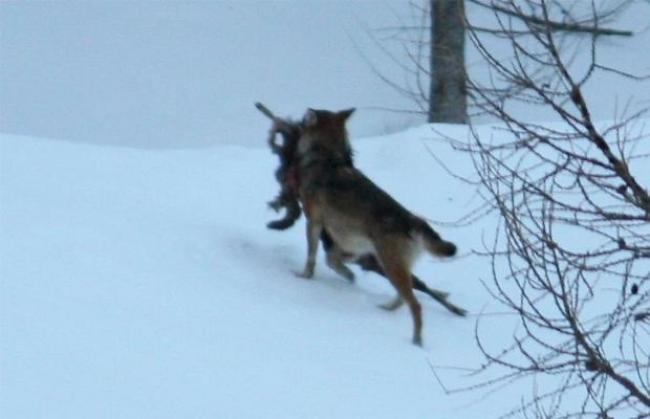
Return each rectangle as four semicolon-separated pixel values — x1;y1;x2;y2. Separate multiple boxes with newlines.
297;108;355;161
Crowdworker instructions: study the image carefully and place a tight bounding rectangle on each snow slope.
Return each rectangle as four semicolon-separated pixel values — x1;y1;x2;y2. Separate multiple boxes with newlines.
0;125;527;418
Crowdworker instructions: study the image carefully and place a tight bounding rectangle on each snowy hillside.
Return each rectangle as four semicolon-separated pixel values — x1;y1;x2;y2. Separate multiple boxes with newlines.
0;125;537;418
2;1;649;417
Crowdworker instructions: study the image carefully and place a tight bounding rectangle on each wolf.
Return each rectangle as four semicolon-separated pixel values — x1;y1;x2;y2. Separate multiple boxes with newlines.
256;102;466;317
294;108;457;345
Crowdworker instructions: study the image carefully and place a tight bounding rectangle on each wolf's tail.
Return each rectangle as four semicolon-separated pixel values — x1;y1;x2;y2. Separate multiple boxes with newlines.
412;217;457;257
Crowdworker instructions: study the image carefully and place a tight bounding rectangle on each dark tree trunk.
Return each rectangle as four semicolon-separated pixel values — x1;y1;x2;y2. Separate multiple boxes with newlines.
429;0;467;123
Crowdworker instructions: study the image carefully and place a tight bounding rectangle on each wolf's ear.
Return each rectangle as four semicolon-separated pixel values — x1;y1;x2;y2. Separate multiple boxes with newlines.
303;108;318;127
339;108;356;120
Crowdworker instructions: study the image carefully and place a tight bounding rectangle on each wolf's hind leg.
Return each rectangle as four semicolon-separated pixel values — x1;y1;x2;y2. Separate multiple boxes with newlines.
376;245;423;346
326;246;355;282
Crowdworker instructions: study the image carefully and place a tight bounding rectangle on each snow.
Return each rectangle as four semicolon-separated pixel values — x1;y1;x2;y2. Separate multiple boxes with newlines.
1;125;529;418
1;120;647;417
2;1;649;417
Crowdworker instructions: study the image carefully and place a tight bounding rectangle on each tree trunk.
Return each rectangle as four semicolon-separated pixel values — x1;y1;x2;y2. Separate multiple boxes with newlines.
429;0;467;123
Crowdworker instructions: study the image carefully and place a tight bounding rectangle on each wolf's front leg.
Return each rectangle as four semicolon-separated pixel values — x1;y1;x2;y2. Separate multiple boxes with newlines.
295;219;322;279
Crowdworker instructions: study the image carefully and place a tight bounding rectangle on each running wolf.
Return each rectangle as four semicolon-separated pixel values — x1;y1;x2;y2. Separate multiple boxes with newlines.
294;108;457;345
255;102;466;317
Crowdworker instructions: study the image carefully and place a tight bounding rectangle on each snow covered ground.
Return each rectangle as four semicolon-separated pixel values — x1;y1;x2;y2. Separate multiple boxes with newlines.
1;124;533;418
2;1;649;417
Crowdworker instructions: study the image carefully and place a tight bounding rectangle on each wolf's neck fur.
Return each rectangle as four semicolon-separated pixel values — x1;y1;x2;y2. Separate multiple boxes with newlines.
298;127;354;169
299;142;351;170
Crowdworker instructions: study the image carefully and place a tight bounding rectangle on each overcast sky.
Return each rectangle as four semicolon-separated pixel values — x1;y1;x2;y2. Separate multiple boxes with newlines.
1;1;648;148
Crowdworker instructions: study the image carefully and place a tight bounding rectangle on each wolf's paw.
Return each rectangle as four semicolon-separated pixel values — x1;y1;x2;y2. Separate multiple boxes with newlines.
334;266;355;282
343;271;355;282
412;335;423;347
293;269;314;280
379;296;404;311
